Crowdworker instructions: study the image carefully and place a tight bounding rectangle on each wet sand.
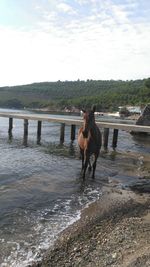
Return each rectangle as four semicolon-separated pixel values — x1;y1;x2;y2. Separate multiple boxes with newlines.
30;185;150;267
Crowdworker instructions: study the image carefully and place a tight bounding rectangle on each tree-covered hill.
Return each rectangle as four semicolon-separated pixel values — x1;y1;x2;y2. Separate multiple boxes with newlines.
0;79;149;111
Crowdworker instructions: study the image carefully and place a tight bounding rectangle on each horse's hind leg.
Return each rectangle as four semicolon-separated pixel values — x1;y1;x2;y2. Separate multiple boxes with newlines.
88;159;92;172
92;154;98;179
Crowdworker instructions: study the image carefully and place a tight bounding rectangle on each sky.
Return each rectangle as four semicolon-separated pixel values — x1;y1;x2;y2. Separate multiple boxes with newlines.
0;0;150;87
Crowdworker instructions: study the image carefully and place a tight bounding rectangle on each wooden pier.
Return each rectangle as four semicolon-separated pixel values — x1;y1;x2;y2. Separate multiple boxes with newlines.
0;112;150;149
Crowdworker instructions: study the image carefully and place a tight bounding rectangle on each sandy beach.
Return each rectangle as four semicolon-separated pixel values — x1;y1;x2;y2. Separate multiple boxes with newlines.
30;182;150;267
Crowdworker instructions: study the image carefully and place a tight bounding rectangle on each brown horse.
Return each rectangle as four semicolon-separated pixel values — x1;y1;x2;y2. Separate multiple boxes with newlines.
78;105;102;179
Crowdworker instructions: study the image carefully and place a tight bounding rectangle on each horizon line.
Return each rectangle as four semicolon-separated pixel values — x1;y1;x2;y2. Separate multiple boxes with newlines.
0;77;149;88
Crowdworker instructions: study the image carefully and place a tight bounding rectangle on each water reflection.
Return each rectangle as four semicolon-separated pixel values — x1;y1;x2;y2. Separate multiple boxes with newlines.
37;135;41;145
23;134;28;147
132;133;150;143
109;151;118;161
8;132;13;143
69;142;76;157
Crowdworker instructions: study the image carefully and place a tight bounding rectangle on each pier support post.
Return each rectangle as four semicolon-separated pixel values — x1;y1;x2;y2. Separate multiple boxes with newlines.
37;121;42;144
23;119;28;146
24;119;28;136
112;129;119;149
71;124;76;141
103;128;109;149
8;118;13;134
60;123;65;143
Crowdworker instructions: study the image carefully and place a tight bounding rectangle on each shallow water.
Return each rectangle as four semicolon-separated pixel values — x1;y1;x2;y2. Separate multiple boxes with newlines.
0;108;150;267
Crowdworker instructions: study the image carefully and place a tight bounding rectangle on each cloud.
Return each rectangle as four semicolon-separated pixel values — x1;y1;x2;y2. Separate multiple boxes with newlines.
0;0;150;86
75;0;89;5
57;3;76;14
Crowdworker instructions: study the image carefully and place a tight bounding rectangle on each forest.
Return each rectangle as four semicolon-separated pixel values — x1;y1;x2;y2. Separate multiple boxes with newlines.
0;78;150;111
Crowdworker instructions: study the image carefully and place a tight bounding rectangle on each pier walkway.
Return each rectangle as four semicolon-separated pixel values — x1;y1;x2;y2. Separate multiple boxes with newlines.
0;112;150;148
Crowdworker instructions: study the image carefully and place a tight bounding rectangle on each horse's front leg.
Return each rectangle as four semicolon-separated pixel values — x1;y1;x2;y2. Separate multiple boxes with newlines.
80;148;84;170
82;151;89;179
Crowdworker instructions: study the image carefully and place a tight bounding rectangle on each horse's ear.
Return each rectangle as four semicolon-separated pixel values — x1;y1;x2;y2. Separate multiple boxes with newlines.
92;105;96;113
81;109;86;113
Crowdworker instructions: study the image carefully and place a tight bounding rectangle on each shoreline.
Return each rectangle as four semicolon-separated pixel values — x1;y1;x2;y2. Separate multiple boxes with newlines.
30;186;150;267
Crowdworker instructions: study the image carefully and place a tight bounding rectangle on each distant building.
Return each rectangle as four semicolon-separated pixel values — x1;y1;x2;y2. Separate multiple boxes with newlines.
65;106;80;113
118;106;141;114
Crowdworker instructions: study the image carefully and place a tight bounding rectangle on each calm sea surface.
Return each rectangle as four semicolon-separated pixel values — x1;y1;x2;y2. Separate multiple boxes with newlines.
0;108;150;267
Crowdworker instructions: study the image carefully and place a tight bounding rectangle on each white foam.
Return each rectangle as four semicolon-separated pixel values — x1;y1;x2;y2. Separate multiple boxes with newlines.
1;186;102;267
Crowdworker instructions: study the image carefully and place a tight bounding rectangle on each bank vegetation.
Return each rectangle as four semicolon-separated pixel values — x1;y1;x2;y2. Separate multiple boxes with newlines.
0;78;150;111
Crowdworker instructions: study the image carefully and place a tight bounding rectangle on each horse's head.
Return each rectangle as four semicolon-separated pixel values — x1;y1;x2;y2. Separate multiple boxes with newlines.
82;105;96;138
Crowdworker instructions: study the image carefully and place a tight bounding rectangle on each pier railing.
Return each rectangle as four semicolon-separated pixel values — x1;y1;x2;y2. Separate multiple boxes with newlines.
0;112;150;148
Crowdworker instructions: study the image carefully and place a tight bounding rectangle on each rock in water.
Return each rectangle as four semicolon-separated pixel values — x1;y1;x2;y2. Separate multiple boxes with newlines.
130;104;150;135
136;104;150;126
